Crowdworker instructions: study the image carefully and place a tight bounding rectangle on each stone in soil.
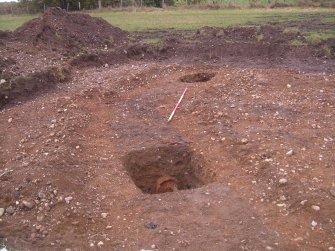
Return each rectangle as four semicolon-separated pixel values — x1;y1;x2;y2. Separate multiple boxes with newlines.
330;187;335;197
311;205;320;211
37;215;44;222
279;178;288;185
6;206;15;214
22;200;34;209
286;149;294;156
64;196;73;203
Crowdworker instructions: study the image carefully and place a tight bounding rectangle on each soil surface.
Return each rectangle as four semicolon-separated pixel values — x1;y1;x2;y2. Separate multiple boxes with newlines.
0;8;334;251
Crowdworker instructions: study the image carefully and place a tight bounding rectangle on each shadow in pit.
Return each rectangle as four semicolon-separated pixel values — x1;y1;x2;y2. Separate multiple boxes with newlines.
180;72;216;83
123;143;212;194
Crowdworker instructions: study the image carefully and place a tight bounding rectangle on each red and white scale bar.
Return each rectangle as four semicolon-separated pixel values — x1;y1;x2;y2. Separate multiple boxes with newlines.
167;87;188;122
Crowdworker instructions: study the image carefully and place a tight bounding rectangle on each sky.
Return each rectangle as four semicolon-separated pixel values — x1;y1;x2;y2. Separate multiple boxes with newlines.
0;0;18;2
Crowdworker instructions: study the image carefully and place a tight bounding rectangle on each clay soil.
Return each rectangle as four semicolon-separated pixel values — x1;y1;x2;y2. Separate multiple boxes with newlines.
0;8;335;251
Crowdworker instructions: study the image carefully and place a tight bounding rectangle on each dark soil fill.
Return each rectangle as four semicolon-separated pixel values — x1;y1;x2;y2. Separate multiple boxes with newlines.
180;72;216;83
14;7;128;50
123;144;207;194
0;30;11;39
0;66;71;108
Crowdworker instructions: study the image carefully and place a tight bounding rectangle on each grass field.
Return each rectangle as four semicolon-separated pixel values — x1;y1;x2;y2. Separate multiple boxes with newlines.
0;8;334;32
0;15;38;31
91;8;335;31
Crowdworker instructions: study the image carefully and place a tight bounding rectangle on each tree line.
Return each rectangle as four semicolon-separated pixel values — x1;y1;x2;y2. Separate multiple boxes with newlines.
16;0;179;13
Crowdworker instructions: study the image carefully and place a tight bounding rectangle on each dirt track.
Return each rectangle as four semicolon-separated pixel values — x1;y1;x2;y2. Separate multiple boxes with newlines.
0;8;335;251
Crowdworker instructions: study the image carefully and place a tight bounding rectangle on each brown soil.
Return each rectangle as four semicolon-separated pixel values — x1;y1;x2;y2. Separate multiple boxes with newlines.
0;10;334;251
155;176;178;193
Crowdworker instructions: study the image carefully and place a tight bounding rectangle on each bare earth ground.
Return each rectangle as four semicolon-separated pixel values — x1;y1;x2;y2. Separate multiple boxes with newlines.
0;8;334;251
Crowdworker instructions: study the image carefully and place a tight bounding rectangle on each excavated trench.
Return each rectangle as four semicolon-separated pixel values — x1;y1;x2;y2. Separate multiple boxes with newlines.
123;144;209;194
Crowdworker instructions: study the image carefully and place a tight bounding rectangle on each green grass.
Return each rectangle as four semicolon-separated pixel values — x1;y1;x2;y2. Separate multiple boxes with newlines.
0;15;38;31
282;27;300;34
321;45;332;57
90;8;335;32
256;33;264;41
0;8;334;32
142;37;163;45
303;30;335;45
142;37;166;48
175;0;334;7
291;39;306;46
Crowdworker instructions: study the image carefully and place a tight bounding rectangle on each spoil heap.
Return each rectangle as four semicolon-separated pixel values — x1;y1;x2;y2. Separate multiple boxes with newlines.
14;7;128;49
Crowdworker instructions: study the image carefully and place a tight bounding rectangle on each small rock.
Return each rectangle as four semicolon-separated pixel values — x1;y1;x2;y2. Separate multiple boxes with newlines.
101;213;108;218
8;118;13;123
22;200;34;209
279;195;286;201
241;138;248;144
293;237;303;242
64;196;73;204
311;205;320;211
106;225;112;229
300;200;308;206
329;247;334;251
97;241;104;247
330;186;335;197
144;222;158;229
0;208;5;217
38;191;46;199
311;220;317;227
286;149;294;156
0;79;6;84
6;206;15;214
37;215;44;222
279;178;287;185
287;84;291;88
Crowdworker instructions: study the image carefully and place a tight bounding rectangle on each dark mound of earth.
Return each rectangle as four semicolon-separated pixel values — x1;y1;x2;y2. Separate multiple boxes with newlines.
14;7;128;49
0;66;71;108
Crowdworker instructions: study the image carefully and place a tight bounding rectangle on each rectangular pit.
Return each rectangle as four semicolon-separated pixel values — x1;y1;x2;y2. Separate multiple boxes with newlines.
123;144;207;194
